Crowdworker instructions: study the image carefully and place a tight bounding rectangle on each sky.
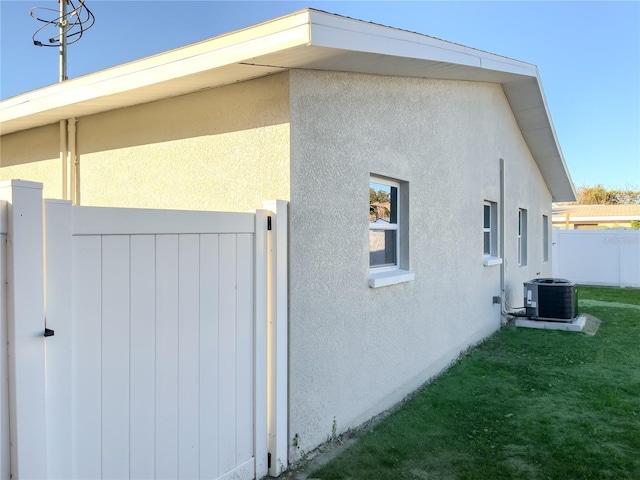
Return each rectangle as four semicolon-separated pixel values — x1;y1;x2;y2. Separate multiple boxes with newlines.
1;0;639;190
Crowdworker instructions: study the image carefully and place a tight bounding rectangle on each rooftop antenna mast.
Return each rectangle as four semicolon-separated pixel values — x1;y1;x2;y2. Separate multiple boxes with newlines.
30;0;95;82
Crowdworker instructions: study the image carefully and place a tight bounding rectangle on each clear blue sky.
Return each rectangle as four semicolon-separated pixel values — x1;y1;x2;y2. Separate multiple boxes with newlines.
1;1;639;190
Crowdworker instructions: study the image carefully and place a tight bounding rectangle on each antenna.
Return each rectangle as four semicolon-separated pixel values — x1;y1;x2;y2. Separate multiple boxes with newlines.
30;0;95;82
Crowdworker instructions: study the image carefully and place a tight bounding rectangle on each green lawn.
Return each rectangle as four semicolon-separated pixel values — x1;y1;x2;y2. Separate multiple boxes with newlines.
312;286;640;479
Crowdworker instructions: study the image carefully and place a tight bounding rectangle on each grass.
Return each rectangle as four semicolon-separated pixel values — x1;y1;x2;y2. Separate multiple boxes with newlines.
311;286;640;479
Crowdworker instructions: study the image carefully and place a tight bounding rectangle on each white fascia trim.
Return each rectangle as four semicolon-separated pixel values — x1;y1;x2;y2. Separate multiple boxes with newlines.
369;269;415;288
483;256;503;267
308;10;537;77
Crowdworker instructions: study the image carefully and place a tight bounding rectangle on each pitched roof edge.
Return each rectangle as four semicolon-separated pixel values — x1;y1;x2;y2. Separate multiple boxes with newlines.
0;8;575;201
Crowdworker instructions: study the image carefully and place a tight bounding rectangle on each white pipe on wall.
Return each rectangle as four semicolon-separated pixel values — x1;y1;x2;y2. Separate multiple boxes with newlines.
500;158;507;314
68;118;78;204
59;120;68;200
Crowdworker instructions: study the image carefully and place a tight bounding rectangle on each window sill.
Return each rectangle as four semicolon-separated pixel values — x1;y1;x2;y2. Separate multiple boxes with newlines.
483;256;503;267
369;269;415;288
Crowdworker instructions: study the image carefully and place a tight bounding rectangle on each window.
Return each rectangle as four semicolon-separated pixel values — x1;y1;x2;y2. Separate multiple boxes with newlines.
518;208;528;266
542;214;549;262
369;177;398;269
369;175;414;288
483;201;501;266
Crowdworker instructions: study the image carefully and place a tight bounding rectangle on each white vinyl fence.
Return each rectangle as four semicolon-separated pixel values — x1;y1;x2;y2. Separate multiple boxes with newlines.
0;180;288;480
552;228;640;288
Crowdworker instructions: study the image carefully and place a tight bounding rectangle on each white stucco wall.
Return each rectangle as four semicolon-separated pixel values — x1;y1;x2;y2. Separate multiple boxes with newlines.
288;69;552;457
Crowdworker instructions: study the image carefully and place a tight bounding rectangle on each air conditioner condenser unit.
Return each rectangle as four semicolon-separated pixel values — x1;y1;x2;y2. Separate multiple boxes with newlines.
524;278;578;322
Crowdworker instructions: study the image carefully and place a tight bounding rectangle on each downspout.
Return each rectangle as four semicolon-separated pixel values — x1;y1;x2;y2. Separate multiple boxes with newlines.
59;120;68;200
68;118;78;205
500;158;507;314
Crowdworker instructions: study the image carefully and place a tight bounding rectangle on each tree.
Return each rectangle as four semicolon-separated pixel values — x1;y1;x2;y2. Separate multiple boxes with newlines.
369;188;390;204
575;184;640;205
369;188;390;221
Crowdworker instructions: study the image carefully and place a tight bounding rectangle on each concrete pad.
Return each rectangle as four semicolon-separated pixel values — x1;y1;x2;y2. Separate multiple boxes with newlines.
515;314;586;332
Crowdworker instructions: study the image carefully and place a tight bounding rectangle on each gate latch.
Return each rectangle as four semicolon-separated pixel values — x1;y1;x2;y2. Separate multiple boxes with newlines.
44;328;55;337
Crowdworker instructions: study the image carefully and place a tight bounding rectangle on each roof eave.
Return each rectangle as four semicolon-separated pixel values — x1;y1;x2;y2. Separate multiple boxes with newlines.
0;8;575;202
0;9;314;135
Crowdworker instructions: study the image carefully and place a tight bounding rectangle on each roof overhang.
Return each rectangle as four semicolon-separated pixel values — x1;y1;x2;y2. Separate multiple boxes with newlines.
0;8;575;201
552;216;639;222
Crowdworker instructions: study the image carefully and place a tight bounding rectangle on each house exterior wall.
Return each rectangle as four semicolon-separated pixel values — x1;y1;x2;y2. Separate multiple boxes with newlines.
288;69;552;457
1;73;291;212
0;124;62;199
2;67;557;467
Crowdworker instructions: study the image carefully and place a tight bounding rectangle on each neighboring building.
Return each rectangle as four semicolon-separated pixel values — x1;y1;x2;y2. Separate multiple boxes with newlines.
0;9;575;467
553;204;640;229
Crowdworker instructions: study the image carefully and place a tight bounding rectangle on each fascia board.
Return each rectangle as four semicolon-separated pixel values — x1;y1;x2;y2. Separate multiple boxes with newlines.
307;10;537;78
502;75;576;202
531;73;577;201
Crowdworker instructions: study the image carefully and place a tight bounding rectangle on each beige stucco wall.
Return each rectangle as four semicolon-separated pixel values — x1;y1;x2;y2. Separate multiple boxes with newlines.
0;123;62;199
1;72;290;212
288;69;552;457
77;72;290;211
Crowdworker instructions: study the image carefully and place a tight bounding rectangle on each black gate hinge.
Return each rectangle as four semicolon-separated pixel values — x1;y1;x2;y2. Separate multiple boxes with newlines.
267;216;272;231
268;452;271;469
44;328;55;337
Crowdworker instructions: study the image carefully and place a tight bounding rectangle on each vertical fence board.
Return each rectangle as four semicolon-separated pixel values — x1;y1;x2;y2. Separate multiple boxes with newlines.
101;235;131;479
236;234;254;464
178;235;200;479
155;235;179;479
218;234;237;474
253;210;269;479
72;235;102;479
199;234;220;478
130;235;157;479
44;200;73;480
263;200;289;477
620;230;640;287
0;202;9;480
0;181;48;479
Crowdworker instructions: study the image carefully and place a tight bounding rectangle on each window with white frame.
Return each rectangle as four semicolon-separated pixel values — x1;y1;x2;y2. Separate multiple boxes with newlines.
369;177;399;269
518;208;528;266
542;214;549;262
368;175;414;288
483;201;498;257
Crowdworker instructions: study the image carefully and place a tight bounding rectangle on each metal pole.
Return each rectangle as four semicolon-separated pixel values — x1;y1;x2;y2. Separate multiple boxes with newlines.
59;0;67;81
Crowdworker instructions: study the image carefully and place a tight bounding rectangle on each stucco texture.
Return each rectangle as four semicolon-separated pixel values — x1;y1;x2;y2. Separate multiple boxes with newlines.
2;67;555;464
1;73;291;212
77;72;290;211
288;69;552;457
0;123;62;199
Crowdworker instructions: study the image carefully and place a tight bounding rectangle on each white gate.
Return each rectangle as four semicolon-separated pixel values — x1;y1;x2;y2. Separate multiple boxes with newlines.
0;180;288;480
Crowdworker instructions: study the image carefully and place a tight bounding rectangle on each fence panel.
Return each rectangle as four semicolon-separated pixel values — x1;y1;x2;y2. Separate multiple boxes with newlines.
44;203;263;480
552;229;640;287
0;180;284;480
